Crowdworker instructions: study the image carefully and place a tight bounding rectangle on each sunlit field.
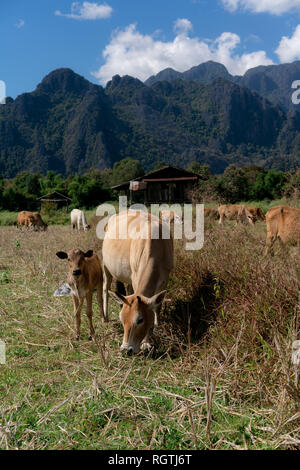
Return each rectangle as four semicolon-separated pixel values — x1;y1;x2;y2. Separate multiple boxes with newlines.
0;213;299;450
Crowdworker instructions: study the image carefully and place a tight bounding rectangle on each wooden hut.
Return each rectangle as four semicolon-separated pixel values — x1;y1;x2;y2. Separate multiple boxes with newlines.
37;191;72;212
112;165;200;204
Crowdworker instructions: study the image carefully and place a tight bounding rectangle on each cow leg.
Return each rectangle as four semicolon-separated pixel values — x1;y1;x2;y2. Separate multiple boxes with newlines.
97;284;106;323
85;292;95;340
264;233;275;256
103;266;112;322
219;214;223;225
72;294;83;340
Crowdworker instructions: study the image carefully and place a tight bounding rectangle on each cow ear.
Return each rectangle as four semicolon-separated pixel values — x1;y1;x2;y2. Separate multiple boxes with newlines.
84;250;93;258
108;290;129;306
56;251;68;259
147;290;167;309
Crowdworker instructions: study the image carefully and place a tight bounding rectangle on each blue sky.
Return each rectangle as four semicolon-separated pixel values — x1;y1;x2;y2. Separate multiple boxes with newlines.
2;0;300;98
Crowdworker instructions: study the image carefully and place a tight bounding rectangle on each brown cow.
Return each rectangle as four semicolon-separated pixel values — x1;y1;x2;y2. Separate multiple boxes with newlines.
56;249;105;340
204;208;219;220
218;204;257;225
265;205;300;254
247;206;266;222
102;210;174;355
31;212;48;231
17;211;47;231
17;211;35;230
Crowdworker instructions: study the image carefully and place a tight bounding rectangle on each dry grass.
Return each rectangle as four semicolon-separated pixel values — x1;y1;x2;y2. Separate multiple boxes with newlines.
0;219;299;450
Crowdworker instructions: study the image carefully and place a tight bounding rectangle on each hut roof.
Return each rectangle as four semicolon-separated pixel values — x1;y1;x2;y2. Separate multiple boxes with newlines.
112;165;199;190
37;191;72;202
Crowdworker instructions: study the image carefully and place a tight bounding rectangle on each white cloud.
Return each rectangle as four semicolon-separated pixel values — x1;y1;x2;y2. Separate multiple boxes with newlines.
276;25;300;61
92;21;273;84
16;19;25;28
222;0;300;15
173;18;193;34
55;2;113;20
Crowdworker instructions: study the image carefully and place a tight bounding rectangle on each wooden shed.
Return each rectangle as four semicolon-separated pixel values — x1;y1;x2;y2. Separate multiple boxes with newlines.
112;165;199;204
37;191;72;212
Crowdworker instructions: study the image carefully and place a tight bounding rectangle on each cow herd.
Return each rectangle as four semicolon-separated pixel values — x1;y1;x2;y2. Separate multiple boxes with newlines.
205;203;300;254
15;202;300;355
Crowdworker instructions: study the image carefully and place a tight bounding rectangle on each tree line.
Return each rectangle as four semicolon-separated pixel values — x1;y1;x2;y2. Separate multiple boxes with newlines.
187;162;300;204
0;157;299;212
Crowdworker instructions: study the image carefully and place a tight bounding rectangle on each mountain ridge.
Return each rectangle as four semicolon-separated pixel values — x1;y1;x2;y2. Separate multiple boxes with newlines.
0;65;299;178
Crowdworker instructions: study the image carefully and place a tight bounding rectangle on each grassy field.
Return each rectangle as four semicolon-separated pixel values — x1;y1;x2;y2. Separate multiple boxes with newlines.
0;213;299;450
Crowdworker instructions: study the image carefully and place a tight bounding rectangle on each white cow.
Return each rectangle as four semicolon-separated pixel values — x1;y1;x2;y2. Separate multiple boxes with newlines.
70;209;90;232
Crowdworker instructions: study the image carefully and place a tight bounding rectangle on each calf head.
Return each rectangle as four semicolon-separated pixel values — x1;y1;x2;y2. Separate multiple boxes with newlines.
56;249;93;279
109;290;166;354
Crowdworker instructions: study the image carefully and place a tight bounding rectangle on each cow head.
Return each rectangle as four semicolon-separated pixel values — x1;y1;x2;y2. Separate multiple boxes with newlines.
257;208;266;222
56;249;93;279
108;290;166;354
84;224;91;232
241;206;256;225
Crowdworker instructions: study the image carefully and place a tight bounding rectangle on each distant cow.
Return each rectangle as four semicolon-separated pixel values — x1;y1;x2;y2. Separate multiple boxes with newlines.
218;204;257;225
246;206;265;222
56;249;105;340
17;211;47;231
17;211;34;230
265;205;300;254
71;209;90;231
204;208;219;220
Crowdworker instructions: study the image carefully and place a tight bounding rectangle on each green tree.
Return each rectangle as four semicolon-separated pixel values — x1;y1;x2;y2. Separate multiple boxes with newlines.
39;171;67;195
110;158;144;186
219;165;250;203
250;170;286;200
68;175;111;209
186;162;211;180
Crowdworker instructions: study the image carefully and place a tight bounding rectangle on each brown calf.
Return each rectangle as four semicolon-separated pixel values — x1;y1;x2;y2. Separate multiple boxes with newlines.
56;249;105;340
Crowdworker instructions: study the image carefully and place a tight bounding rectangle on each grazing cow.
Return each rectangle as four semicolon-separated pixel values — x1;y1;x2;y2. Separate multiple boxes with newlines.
56;249;105;340
218;204;256;225
246;206;266;222
265;205;300;254
71;209;90;231
204;208;219;220
17;211;34;230
102;210;174;354
31;212;48;231
17;211;47;231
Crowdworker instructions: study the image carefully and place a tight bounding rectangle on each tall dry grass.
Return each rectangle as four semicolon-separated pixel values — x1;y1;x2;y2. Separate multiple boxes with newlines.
0;219;299;449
